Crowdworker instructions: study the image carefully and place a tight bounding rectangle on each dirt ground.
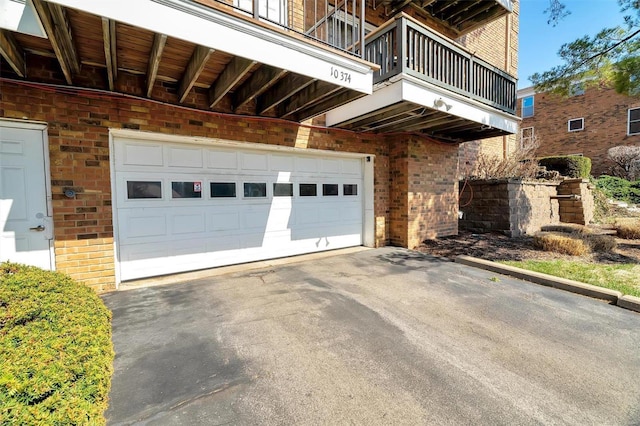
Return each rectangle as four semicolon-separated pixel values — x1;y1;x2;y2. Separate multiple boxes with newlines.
417;223;640;265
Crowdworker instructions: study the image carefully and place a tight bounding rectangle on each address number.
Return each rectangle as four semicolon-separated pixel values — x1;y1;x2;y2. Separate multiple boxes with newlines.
330;66;352;83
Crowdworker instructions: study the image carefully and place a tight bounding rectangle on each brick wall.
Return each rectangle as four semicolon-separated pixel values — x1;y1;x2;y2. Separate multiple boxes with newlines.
1;80;397;291
389;136;459;248
518;86;640;176
1;79;457;291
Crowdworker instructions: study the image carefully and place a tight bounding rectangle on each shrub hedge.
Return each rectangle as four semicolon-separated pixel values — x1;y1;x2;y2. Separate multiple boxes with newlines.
0;263;113;424
538;156;592;178
595;175;640;204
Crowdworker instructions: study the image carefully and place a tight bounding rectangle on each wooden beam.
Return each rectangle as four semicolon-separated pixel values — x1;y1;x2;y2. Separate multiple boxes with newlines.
279;81;339;119
101;18;118;91
233;65;287;111
32;0;79;84
178;45;214;103
209;56;256;109
336;103;421;129
0;30;26;77
257;74;315;114
146;33;167;97
294;89;366;122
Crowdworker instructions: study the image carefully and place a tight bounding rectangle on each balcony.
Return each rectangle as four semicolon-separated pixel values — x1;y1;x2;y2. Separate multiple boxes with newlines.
0;0;377;122
326;14;519;142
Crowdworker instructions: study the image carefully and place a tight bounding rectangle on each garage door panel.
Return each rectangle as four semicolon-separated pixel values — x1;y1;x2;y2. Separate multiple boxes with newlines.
121;141;164;166
114;138;365;281
270;155;294;172
242;152;268;171
208;150;238;170
168;147;204;168
171;213;206;235
209;212;241;231
123;214;167;239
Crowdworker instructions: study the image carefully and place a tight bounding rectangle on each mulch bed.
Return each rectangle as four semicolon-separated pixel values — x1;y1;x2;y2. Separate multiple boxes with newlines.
417;228;640;265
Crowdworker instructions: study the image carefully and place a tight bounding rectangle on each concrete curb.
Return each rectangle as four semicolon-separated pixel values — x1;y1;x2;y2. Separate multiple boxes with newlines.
617;295;640;313
455;255;623;304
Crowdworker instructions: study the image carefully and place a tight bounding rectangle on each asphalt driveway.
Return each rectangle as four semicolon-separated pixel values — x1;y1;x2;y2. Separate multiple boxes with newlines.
102;247;640;425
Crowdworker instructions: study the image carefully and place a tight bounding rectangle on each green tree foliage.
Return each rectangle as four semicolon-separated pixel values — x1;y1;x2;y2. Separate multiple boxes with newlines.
530;0;640;97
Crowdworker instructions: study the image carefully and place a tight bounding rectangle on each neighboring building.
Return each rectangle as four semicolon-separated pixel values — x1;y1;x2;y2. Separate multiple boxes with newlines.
0;0;519;291
517;84;640;176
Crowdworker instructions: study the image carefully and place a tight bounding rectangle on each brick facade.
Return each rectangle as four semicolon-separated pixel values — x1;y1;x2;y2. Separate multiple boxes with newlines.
1;80;464;291
0;2;519;292
517;86;640;176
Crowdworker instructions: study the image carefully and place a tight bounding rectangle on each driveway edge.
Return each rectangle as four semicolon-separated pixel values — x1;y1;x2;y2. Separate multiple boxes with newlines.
454;255;625;305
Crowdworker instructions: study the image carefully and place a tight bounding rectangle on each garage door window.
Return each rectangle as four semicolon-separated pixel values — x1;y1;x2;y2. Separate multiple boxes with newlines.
322;184;339;196
343;184;357;196
210;182;236;198
244;182;267;198
172;181;202;198
299;183;317;196
273;183;293;197
127;181;162;199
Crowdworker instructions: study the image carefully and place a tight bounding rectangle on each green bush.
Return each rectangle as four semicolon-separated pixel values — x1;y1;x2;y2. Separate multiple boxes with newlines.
0;263;113;425
538;156;592;178
596;175;640;204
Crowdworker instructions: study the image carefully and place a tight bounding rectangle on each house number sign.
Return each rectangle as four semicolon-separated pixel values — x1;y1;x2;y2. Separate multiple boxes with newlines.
330;66;351;83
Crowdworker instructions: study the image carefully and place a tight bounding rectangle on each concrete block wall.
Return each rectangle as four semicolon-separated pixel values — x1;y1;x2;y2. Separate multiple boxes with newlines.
557;179;594;225
459;179;560;237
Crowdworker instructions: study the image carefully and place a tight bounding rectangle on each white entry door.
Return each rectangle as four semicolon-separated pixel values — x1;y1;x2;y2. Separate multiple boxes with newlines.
0;124;53;269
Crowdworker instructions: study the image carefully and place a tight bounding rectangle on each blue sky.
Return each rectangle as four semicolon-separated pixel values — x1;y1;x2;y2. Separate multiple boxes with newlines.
518;0;628;89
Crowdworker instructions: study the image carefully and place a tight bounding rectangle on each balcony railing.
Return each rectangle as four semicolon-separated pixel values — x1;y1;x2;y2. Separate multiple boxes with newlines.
211;0;366;56
364;15;517;114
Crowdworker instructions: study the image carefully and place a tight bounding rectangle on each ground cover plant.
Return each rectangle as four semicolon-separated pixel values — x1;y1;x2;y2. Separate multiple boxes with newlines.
0;263;114;424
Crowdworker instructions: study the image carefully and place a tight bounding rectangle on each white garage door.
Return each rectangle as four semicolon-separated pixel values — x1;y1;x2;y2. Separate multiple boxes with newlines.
113;137;365;281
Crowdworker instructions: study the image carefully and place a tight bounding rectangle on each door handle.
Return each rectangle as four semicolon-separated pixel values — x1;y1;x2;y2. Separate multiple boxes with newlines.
29;225;45;232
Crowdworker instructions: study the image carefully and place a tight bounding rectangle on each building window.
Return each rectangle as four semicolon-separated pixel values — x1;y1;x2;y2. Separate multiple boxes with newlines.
568;118;584;132
244;182;267;198
235;0;287;25
343;184;358;196
273;183;293;197
322;184;339;196
521;96;534;118
210;182;236;198
171;181;203;198
520;127;534;148
629;107;640;135
127;181;162;199
569;83;585;96
299;183;317;197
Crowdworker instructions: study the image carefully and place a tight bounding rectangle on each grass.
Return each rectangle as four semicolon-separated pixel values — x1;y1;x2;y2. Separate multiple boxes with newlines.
499;259;640;297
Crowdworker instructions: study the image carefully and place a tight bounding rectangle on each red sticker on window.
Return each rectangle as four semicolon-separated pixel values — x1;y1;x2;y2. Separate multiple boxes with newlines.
193;182;202;192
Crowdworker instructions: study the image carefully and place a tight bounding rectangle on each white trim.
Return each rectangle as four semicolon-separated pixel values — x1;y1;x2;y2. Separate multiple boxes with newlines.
0;118;55;270
628;107;640;136
109;128;376;286
326;76;520;134
517;86;536;99
520;126;534;149
47;0;374;94
567;117;584;132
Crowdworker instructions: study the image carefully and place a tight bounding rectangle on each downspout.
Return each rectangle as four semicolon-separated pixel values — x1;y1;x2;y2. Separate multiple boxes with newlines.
502;12;512;159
